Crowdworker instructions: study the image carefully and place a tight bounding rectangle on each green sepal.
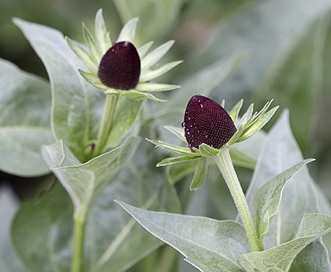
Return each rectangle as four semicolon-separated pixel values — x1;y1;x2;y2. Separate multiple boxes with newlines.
137;41;154;58
229;99;243;123
195;143;219;157
146;139;199;157
239;105;279;142
116;18;138;43
82;23;100;63
94;9;112;55
135;83;180;92
190;157;208;191
229;100;278;145
139;60;183;82
156;155;199;167
66;37;97;73
105;88;166;102
78;70;105;90
164;126;186;142
141;40;175;70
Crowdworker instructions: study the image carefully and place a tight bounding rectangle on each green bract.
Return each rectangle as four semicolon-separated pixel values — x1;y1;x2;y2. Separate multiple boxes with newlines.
66;9;182;101
148;99;278;190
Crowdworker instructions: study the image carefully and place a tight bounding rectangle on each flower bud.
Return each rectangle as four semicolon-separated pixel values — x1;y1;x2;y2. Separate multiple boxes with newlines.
182;95;237;150
98;41;141;90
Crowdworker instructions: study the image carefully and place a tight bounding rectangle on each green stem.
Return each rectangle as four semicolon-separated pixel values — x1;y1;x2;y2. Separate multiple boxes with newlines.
213;147;261;251
72;211;88;272
93;94;119;157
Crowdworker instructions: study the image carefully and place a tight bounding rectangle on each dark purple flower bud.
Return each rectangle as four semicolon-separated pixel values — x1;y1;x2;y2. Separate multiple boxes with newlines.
182;95;237;150
98;41;141;90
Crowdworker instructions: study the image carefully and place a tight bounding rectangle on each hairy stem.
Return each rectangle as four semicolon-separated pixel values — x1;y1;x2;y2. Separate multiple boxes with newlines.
213;147;261;251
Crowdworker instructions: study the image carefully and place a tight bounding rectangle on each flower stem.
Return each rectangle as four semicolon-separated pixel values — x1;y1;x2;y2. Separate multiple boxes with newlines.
213;147;260;252
72;210;88;272
93;94;119;157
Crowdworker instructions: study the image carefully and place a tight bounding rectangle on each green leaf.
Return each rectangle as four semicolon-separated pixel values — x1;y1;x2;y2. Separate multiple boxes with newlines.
41;137;140;217
253;159;314;247
86;141;181;271
0;59;53;177
246;111;326;245
289;239;331;272
13;18;104;162
245;111;331;269
12;182;73;272
12;141;180;272
116;201;250;272
239;213;331;272
190;157;208;191
0;186;26;272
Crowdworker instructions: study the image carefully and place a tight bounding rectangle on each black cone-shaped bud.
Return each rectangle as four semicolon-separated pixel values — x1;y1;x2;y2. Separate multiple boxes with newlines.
182;95;237;150
98;41;141;90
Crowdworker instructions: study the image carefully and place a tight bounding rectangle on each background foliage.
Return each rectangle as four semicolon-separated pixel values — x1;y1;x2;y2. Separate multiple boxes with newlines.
1;0;331;271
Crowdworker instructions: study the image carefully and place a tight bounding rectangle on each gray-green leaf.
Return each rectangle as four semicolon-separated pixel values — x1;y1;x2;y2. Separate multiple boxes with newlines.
12;182;73;272
117;201;250;272
239;213;331;272
41;137;140;217
0;59;53;177
253;159;314;248
14;18;104;162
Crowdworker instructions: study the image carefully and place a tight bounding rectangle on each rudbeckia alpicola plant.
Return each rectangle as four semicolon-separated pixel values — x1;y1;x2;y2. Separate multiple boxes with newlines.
5;6;331;272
